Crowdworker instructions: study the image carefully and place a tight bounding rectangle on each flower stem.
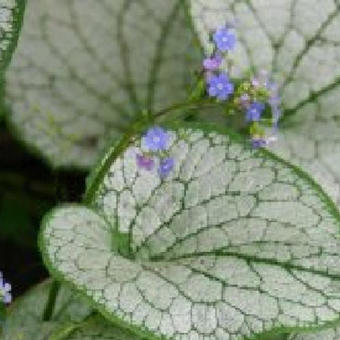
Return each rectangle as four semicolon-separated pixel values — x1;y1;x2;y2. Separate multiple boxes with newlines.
153;98;227;123
42;280;61;321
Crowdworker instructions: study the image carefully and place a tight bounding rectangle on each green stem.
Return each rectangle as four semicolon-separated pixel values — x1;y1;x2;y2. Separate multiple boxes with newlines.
153;98;226;122
43;280;61;321
153;74;230;123
188;76;205;101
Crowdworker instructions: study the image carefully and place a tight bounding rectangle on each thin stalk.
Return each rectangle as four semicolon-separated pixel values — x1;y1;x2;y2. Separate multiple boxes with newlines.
42;280;61;321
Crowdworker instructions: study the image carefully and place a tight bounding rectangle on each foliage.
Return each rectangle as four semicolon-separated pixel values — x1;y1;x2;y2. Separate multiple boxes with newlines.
1;0;340;340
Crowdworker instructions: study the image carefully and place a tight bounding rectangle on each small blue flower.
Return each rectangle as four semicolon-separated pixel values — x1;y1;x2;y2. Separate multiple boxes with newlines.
0;272;12;305
251;137;267;149
207;73;234;101
158;157;174;178
136;153;154;171
246;102;265;122
143;126;170;152
203;54;222;71
213;27;236;52
252;135;278;148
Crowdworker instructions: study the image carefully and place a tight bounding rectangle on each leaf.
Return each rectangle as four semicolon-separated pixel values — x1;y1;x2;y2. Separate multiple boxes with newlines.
40;125;340;340
1;279;150;340
190;0;340;120
0;0;25;77
1;279;92;340
5;0;201;169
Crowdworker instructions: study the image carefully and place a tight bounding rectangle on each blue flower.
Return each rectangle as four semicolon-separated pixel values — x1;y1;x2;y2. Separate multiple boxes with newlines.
203;54;222;71
246;102;265;122
0;272;12;305
142;126;170;152
213;27;236;52
251;137;267;149
158;157;174;178
136;153;154;171
251;135;278;148
207;73;234;101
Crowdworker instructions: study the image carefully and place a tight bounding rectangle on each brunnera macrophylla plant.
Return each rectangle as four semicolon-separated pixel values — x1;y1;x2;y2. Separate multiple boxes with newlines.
2;1;340;340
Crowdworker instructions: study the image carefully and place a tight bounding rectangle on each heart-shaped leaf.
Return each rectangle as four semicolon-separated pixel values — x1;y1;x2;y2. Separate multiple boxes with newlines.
40;125;340;340
0;0;25;79
5;0;200;168
190;0;340;121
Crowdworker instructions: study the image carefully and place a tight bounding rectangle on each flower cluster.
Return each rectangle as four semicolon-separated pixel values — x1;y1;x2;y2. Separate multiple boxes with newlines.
136;127;174;178
0;272;11;305
203;26;235;101
203;26;281;148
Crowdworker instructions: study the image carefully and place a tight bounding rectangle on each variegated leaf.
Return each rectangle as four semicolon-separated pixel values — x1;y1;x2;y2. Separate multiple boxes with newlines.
40;125;340;340
5;0;200;168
